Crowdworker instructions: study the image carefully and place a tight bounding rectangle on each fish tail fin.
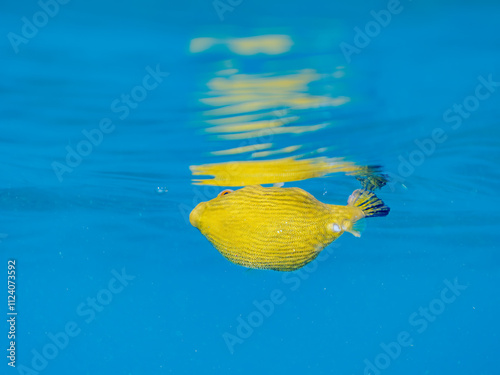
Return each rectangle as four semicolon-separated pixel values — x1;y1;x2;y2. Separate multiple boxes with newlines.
347;189;390;218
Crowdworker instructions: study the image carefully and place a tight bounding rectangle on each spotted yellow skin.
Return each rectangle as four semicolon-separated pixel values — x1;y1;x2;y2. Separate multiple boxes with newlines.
190;185;366;271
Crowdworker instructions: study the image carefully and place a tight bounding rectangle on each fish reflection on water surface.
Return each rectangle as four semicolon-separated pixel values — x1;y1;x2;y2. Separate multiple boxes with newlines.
189;34;390;271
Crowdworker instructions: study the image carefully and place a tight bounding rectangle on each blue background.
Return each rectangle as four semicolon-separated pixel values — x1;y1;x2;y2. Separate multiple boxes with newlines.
1;0;499;374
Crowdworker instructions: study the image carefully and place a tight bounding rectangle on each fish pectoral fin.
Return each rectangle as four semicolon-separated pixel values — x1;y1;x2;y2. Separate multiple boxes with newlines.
352;219;366;233
346;219;365;237
346;228;361;237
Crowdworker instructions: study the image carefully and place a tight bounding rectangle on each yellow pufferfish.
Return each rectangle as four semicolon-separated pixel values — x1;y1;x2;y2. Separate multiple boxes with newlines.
190;185;390;272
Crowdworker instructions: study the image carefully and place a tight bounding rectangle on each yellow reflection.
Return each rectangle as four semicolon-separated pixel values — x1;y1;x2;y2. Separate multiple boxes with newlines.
205;116;298;133
216;124;328;140
252;145;302;158
187;34;378;189
205;113;271;125
210;143;273;156
227;35;293;55
190;35;293;55
191;157;388;190
190;157;362;186
189;37;217;53
207;69;318;92
199;67;349;145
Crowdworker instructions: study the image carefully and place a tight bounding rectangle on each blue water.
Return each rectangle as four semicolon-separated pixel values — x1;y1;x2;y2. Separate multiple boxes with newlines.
1;0;500;374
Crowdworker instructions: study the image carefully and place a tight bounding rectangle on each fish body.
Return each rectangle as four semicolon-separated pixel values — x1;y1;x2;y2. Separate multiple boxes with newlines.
190;185;389;271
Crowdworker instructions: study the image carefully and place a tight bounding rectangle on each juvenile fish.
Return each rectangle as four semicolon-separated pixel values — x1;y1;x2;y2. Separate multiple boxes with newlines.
190;185;389;271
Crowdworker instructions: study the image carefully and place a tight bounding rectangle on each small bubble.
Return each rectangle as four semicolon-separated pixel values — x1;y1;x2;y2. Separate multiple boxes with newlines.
157;187;168;193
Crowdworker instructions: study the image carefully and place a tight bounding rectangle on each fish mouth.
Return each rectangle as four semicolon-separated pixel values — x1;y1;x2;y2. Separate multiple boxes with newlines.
189;202;206;228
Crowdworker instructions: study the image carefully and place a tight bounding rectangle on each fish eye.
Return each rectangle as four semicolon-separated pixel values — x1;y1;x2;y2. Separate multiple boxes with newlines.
218;189;233;197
